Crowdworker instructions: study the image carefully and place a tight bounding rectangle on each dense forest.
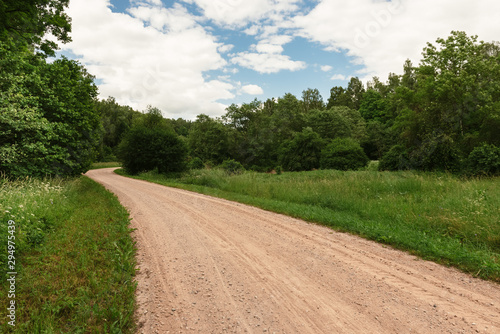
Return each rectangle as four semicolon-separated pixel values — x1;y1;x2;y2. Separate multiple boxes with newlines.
1;0;499;178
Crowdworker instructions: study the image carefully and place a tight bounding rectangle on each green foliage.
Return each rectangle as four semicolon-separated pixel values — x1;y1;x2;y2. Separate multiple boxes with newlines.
362;121;391;160
95;97;141;161
326;77;365;110
0;177;137;333
279;128;325;171
467;144;500;176
220;159;245;175
188;114;229;165
188;157;205;170
301;88;324;113
409;133;462;172
397;31;500;167
0;42;100;177
378;145;410;171
0;0;72;56
307;108;352;139
359;89;389;122
119;126;187;175
320;138;369;171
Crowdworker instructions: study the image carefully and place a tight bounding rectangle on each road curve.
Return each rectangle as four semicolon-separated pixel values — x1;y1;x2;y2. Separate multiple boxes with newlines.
86;168;500;334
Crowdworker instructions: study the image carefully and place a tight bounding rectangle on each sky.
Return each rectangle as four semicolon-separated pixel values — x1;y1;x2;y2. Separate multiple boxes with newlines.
61;0;500;120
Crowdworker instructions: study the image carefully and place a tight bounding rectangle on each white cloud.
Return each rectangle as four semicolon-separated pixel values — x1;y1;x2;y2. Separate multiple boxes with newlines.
321;65;333;72
294;0;500;82
254;43;284;54
244;25;261;36
241;84;264;95
231;52;306;74
183;0;300;27
218;44;234;53
232;34;303;73
64;0;234;120
330;74;347;81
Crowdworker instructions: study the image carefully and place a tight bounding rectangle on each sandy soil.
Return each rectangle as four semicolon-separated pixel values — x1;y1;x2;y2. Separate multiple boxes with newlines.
86;168;500;334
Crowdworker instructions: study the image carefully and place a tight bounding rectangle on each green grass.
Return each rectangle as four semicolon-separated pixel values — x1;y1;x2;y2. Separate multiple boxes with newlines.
117;168;500;282
90;161;122;170
1;176;136;333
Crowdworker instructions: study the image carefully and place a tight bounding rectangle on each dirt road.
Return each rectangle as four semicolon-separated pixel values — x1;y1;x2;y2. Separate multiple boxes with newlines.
86;168;500;334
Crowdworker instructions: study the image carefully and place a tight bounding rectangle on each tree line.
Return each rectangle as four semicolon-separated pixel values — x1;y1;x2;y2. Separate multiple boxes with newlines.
0;0;498;178
113;31;500;176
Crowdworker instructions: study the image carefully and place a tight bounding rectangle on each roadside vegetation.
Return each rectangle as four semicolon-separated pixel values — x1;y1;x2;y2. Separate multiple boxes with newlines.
90;161;122;170
117;167;500;282
0;176;136;333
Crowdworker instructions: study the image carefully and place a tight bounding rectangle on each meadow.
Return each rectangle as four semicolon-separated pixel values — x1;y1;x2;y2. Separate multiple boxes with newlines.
118;167;500;282
0;176;136;333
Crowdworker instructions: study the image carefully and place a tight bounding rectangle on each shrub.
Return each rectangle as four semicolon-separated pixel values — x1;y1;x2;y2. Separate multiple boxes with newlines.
220;159;245;175
466;144;500;176
279;128;326;171
275;165;283;175
379;145;411;171
409;134;462;172
119;126;187;175
188;157;205;170
320;138;369;171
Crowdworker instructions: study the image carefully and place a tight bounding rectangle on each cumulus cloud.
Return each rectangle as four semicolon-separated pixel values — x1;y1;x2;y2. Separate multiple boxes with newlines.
182;0;300;27
241;84;264;95
321;65;333;72
330;74;347;81
231;52;306;74
63;0;234;120
294;0;500;81
231;34;304;73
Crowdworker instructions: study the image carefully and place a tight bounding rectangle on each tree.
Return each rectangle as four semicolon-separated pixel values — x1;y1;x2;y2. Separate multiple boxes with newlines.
188;114;229;165
278;128;325;171
307;108;352;139
346;77;366;110
301;88;324;113
359;89;389;123
327;77;365;110
320;138;369;171
395;31;500;171
95;97;140;161
0;0;72;56
326;86;351;109
273;93;304;143
119;127;187;175
0;44;100;177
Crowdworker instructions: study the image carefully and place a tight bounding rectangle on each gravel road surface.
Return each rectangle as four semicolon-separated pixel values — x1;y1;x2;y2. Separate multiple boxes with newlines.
86;168;500;334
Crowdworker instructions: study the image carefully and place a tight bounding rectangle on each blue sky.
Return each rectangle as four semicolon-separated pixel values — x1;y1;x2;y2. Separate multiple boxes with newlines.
62;0;499;120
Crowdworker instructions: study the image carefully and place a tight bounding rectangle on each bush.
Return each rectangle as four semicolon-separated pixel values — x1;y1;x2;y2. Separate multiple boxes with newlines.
220;159;245;175
379;145;411;171
466;144;500;176
119;126;187;175
409;134;462;172
188;157;205;170
279;128;326;171
320;138;369;171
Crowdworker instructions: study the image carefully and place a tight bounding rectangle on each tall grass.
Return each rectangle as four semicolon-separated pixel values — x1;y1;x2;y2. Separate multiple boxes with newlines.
119;168;500;282
0;176;136;333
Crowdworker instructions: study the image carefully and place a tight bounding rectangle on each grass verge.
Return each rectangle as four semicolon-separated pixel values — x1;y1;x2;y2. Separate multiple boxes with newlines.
116;168;500;282
90;161;122;170
1;176;136;333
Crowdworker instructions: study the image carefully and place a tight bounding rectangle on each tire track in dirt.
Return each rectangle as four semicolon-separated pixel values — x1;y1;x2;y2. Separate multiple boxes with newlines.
86;168;500;334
